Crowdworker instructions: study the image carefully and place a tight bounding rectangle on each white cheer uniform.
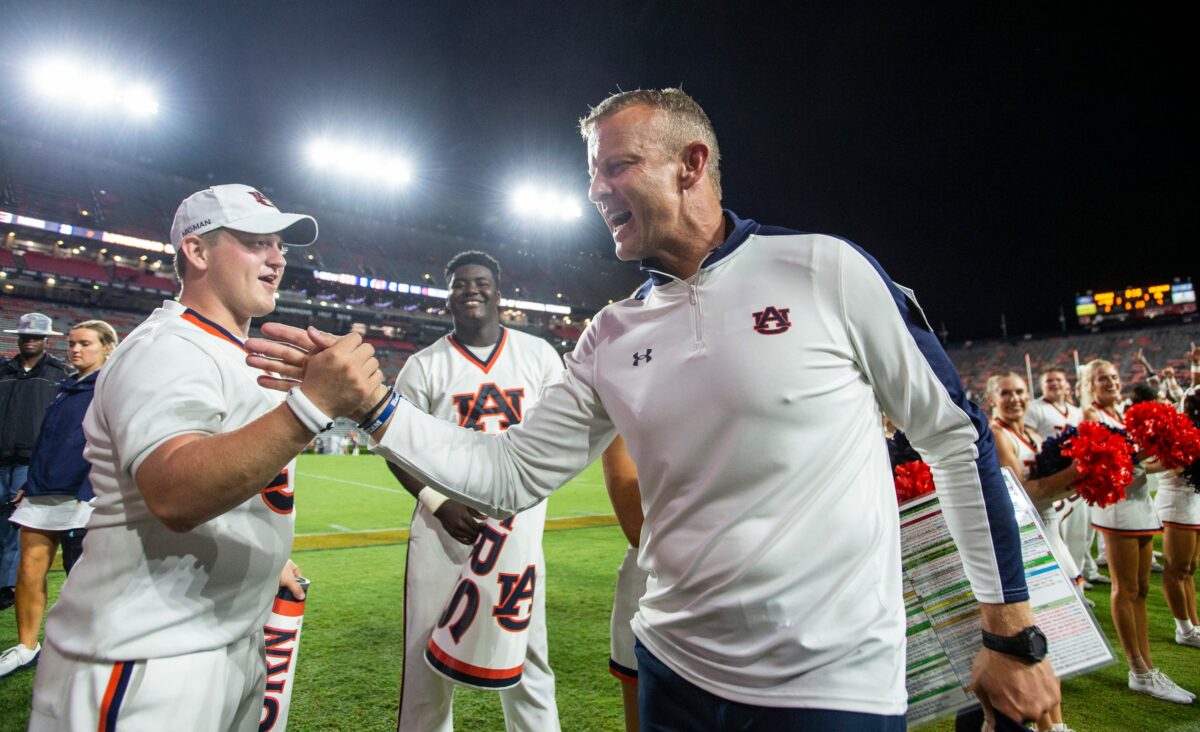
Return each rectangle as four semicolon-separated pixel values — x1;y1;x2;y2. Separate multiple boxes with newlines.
396;327;561;732
1024;399;1093;575
1155;466;1200;529
373;212;1029;715
1089;407;1162;536
31;301;295;732
993;419;1080;580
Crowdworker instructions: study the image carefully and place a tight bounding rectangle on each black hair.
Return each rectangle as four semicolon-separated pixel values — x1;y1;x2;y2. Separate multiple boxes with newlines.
444;250;501;286
1129;382;1160;404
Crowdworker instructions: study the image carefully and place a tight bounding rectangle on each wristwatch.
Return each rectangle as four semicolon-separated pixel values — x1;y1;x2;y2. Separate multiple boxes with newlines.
981;625;1048;664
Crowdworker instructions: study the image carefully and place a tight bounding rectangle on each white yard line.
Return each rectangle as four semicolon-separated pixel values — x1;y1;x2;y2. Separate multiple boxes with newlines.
296;526;408;537
296;471;407;494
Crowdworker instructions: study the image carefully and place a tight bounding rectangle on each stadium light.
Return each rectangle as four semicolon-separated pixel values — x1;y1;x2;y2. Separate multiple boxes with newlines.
305;138;411;186
28;57;159;117
511;185;583;221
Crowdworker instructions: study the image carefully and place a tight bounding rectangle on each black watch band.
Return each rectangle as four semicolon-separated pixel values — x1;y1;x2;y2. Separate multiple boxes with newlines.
981;625;1048;664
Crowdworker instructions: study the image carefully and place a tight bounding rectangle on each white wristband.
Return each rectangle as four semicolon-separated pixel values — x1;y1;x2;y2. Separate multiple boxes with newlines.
286;387;334;434
418;486;448;515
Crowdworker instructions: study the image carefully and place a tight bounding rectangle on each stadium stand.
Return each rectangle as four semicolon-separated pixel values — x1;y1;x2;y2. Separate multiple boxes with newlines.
946;322;1198;399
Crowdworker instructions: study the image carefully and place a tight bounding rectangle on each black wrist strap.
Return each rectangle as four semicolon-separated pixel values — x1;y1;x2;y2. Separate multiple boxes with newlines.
357;389;394;429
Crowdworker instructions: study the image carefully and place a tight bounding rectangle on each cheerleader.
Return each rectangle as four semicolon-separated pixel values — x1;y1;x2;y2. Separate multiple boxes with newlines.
1081;360;1193;704
1155;389;1200;649
987;372;1079;732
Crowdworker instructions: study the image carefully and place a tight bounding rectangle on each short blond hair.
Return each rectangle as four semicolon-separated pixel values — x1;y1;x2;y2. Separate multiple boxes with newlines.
985;371;1026;404
579;88;722;199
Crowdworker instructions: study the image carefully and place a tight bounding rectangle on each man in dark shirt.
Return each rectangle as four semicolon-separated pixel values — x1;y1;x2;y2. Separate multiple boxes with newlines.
0;313;70;609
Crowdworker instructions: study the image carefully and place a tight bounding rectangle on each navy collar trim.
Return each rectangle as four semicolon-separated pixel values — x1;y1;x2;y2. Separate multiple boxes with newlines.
448;327;508;374
181;308;246;350
639;209;759;286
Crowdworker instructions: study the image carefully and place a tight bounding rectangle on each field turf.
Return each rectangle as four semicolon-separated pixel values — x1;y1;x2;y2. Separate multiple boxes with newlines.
1;455;1198;730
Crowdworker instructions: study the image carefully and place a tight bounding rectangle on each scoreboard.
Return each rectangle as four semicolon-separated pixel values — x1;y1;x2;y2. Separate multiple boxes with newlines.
1076;279;1196;326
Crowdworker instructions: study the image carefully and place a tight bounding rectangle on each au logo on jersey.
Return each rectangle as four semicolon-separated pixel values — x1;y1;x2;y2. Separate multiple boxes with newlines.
261;469;294;514
452;383;525;432
752;306;792;335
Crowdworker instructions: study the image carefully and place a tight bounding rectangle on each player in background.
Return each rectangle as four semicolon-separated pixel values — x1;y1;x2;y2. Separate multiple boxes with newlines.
1024;368;1103;590
987;372;1081;732
601;435;647;732
29;185;382;730
1082;360;1192;703
387;251;561;732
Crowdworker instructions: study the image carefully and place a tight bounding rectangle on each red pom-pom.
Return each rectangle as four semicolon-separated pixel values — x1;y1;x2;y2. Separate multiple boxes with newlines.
1126;401;1200;470
1062;421;1136;508
894;460;936;504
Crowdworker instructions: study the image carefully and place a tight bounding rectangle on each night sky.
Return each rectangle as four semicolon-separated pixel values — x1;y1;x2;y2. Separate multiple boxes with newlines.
1;1;1193;339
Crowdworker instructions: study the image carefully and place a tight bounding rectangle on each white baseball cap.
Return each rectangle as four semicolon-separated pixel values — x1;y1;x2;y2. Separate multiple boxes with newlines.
4;313;62;336
170;184;318;248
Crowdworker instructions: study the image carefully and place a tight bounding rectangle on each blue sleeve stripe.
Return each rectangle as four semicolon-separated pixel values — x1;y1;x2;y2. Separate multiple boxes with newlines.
848;241;1030;603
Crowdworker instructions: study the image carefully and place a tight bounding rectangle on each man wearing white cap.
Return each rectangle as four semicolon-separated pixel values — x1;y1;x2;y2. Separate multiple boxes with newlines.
29;184;384;731
0;313;69;611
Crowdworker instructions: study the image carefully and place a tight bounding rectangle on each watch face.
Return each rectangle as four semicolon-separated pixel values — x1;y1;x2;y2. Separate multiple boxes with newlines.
1025;626;1049;660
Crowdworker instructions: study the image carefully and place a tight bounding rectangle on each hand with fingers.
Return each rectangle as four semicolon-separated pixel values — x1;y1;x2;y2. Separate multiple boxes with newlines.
435;501;486;545
247;324;387;422
970;649;1059;729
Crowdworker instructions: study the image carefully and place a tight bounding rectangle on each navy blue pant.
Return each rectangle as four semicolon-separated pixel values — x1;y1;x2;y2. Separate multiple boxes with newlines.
635;639;907;731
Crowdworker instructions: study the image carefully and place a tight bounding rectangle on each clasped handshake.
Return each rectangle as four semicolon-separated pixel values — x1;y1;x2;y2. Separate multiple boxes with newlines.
246;322;391;426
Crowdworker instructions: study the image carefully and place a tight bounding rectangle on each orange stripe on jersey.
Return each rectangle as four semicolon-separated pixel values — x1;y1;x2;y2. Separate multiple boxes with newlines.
448;328;508;374
98;661;134;732
426;636;524;680
271;597;307;617
1091;524;1163;537
1163;521;1200;531
181;308;245;351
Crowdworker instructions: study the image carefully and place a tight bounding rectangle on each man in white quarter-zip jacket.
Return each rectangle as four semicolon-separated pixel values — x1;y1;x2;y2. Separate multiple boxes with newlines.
250;88;1059;731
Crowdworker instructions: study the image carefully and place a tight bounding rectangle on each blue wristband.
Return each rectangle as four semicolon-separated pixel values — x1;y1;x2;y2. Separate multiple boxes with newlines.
361;390;401;435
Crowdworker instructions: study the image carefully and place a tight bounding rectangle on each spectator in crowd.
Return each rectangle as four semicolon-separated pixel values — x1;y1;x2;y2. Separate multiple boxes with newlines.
0;321;117;678
1082;359;1193;703
0;314;70;611
1134;349;1184;404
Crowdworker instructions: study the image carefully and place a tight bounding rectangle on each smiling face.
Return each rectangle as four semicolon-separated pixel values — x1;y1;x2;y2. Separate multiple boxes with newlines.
67;327;111;377
1090;364;1122;407
991;375;1030;423
586;104;689;263
191;228;287;323
447;263;500;329
1040;370;1069;402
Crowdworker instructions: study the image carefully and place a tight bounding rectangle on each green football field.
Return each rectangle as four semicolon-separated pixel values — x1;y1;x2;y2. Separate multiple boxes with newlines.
2;455;1199;730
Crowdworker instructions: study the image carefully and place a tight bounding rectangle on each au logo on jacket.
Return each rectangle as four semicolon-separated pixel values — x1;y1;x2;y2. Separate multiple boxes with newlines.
752;306;792;335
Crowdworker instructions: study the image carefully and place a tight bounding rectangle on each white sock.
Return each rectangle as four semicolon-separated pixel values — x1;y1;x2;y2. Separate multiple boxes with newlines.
1176;617;1196;634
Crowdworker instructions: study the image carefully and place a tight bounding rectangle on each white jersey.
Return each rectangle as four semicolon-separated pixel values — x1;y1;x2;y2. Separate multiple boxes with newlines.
45;300;295;661
395;327;562;729
1024;398;1083;441
374;212;1028;714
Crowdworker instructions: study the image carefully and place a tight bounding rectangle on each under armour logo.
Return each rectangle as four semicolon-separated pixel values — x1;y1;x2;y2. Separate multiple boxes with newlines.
248;190;276;208
632;349;652;366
